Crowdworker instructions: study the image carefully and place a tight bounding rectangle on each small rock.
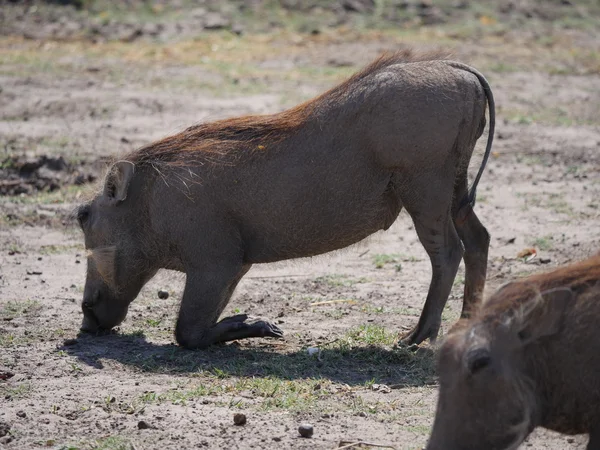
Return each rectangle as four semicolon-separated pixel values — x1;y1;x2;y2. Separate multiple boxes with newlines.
233;413;246;426
203;12;230;30
298;423;313;438
0;370;14;381
342;0;375;13
231;22;244;35
272;436;281;442
0;436;13;445
0;421;10;437
63;338;78;346
540;258;552;264
157;290;169;300
138;420;152;430
17;411;26;418
372;383;392;394
307;347;320;356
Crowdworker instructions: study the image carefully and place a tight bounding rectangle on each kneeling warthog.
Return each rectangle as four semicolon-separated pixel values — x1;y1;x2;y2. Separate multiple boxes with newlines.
428;253;600;450
77;50;495;349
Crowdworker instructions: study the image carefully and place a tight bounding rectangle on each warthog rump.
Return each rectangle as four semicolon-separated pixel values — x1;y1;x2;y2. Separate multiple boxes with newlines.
428;253;600;450
77;50;495;349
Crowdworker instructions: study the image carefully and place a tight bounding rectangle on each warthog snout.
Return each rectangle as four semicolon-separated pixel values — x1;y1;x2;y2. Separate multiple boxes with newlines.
80;276;130;333
80;288;100;332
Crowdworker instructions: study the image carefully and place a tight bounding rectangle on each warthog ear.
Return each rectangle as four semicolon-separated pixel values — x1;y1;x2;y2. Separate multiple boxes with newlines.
516;287;573;346
102;161;135;206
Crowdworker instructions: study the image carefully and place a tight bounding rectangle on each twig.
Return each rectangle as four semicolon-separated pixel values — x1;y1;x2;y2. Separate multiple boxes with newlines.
389;379;438;389
310;299;357;307
358;249;370;257
315;337;340;347
246;274;309;279
336;440;396;450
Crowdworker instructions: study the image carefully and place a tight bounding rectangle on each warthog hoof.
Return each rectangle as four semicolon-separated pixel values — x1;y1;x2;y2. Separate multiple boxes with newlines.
242;317;284;339
401;320;441;347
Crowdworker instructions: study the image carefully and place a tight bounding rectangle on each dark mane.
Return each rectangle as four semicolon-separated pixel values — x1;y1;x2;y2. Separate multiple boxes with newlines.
482;253;600;319
126;49;451;167
448;253;600;334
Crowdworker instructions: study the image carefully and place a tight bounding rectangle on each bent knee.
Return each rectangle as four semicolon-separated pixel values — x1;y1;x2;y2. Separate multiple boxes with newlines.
175;323;212;349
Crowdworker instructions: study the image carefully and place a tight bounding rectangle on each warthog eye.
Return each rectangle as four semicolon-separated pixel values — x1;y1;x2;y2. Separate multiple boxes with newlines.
466;348;491;374
77;206;90;227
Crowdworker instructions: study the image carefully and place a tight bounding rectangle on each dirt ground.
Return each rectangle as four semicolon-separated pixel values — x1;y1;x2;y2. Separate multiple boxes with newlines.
1;1;599;449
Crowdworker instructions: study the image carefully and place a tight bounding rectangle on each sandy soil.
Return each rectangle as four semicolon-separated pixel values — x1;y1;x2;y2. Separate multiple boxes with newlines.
1;2;599;449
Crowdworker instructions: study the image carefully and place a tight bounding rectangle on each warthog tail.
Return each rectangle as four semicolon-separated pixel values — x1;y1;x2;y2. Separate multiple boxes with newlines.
444;61;496;208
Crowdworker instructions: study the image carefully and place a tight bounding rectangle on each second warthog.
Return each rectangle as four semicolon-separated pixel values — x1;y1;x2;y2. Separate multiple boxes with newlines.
427;253;600;450
77;50;495;349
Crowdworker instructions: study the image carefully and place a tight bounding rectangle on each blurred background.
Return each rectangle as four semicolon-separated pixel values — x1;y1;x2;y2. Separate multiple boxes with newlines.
1;0;599;202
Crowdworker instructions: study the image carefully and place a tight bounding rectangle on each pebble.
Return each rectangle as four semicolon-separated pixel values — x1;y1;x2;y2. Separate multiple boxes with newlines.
298;423;313;438
157;290;169;300
0;370;14;381
17;411;26;418
233;413;246;426
0;421;10;437
63;338;78;346
138;420;152;430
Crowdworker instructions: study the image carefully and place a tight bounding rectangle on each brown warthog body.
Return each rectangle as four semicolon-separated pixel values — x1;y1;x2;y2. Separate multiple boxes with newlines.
428;254;600;450
77;50;495;349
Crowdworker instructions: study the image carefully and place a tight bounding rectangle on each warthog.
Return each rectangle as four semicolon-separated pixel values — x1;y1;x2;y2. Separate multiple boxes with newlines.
77;50;495;349
427;253;600;450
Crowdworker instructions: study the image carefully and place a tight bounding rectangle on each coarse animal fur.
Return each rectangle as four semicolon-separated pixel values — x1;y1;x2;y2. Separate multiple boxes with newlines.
77;49;495;349
428;253;600;450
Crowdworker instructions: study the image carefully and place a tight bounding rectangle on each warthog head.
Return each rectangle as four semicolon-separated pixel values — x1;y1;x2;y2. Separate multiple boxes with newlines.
77;161;156;334
426;284;572;450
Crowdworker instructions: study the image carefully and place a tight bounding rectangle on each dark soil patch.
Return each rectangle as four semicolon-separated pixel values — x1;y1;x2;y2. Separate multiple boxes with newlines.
0;154;104;196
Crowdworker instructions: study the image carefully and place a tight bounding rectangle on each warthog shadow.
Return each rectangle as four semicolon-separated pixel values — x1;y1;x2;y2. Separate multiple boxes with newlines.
61;331;437;388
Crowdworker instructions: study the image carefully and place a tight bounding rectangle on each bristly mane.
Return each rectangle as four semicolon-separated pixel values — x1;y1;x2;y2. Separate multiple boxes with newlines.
449;253;600;333
126;49;451;167
483;253;600;319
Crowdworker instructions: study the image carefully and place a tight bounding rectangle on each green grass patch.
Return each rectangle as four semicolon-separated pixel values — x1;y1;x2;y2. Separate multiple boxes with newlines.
0;299;41;320
532;235;554;251
313;274;369;288
0;382;32;399
91;436;134;450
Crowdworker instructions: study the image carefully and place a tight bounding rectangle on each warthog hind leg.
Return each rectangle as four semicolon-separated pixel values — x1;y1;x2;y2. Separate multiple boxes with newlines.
399;173;464;346
452;179;490;318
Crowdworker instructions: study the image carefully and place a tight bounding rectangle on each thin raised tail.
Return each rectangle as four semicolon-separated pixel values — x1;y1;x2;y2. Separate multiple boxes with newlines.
444;61;495;208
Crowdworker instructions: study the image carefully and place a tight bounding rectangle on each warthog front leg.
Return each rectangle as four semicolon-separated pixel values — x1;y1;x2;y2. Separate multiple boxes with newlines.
209;313;283;341
175;264;283;349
